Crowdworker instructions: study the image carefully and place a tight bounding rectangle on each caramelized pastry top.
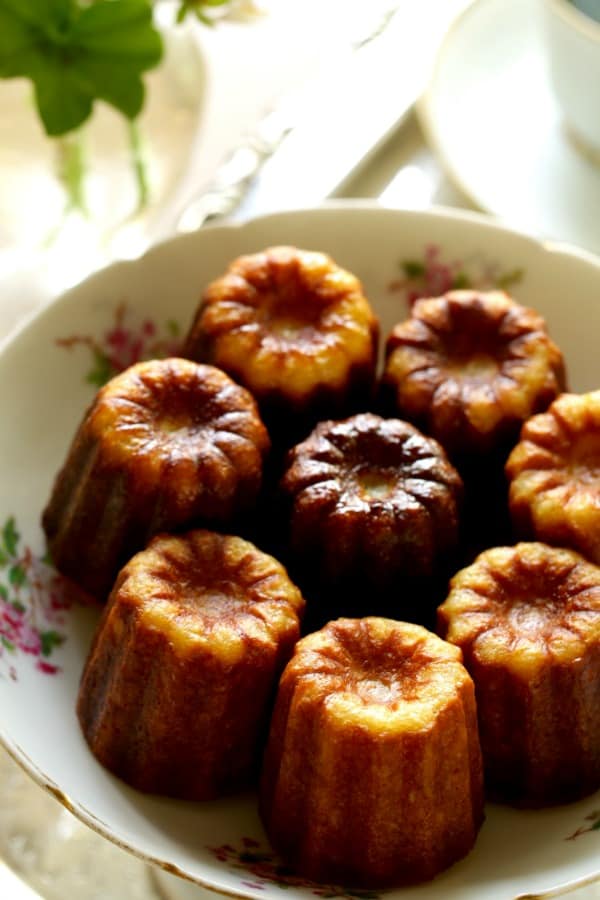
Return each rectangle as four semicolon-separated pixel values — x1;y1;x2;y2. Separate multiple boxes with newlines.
111;530;305;661
383;290;566;456
280;617;469;731
507;391;600;563
185;246;378;404
438;542;600;675
282;413;462;578
88;358;269;512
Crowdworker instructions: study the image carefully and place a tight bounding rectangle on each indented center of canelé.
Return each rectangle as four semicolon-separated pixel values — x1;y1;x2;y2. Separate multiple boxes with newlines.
327;620;449;707
568;434;600;484
350;654;426;705
505;594;562;636
257;282;324;342
180;586;243;617
445;350;500;383
354;467;396;500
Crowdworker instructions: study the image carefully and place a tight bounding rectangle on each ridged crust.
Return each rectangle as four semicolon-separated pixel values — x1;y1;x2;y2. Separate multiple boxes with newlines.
281;413;462;584
183;246;379;436
438;542;600;805
507;391;600;564
382;290;566;457
43;358;270;599
260;617;483;887
78;530;304;799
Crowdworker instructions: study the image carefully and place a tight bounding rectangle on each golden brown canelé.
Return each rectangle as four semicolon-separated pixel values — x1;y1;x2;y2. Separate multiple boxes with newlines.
506;391;600;564
381;290;566;459
437;542;600;806
280;413;462;587
42;358;270;600
183;246;379;441
260;617;484;887
78;529;305;799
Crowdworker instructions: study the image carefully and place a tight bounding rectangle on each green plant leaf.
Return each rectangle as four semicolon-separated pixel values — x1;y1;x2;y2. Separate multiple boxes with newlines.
0;584;8;600
0;0;163;137
32;55;93;136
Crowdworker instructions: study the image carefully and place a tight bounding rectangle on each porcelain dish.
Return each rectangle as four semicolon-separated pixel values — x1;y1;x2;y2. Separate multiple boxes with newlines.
1;204;599;900
418;0;600;255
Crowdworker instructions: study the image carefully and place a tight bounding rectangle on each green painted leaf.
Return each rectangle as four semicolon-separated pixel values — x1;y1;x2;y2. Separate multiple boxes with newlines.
11;599;26;613
1;635;15;652
0;548;8;567
8;564;26;587
0;584;8;600
40;629;64;657
402;259;425;278
496;267;525;289
3;517;19;557
86;348;115;388
452;271;471;289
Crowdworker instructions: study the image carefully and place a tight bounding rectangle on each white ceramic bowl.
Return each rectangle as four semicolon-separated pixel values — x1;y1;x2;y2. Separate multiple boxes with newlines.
1;204;600;900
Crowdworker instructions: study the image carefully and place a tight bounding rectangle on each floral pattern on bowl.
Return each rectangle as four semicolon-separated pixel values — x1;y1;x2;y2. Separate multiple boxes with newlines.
0;517;84;680
209;839;380;900
389;243;524;306
56;302;182;388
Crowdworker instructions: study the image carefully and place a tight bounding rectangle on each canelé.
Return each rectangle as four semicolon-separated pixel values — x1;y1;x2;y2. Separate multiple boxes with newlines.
183;246;379;442
381;290;566;458
78;530;304;799
43;358;270;599
260;617;484;887
438;542;600;806
507;391;600;564
280;413;462;589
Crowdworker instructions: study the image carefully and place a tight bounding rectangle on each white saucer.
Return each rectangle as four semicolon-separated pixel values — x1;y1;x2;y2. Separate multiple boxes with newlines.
418;0;600;254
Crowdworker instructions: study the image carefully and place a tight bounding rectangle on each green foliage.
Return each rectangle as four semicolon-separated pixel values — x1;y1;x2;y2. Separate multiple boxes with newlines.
0;0;163;137
177;0;232;25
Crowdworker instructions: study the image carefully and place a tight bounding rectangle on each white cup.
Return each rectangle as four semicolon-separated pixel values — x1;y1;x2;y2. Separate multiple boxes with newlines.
541;0;600;156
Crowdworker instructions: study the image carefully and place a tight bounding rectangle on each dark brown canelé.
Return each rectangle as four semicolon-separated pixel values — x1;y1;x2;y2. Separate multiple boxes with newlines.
260;617;484;887
280;413;462;602
78;530;304;799
507;391;600;564
381;290;566;459
43;358;270;600
183;246;379;444
437;542;600;806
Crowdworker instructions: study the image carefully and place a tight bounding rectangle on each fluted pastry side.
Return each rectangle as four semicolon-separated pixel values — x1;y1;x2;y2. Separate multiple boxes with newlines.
43;358;270;599
280;413;462;589
260;617;483;887
438;542;600;805
507;391;600;564
78;530;305;799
